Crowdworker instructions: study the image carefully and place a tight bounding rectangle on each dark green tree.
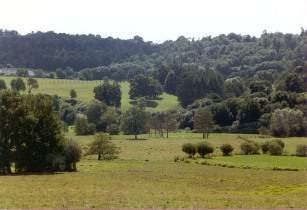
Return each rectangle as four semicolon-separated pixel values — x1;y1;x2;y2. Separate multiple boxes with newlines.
0;79;7;90
129;74;163;99
120;105;150;140
10;78;26;92
70;88;77;99
93;81;122;107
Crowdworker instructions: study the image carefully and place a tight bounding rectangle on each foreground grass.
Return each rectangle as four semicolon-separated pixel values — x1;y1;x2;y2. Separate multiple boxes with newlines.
0;132;306;208
0;77;179;112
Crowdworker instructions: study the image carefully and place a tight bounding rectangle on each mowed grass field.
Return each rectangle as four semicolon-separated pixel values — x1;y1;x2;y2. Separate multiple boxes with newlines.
0;76;179;112
0;132;306;209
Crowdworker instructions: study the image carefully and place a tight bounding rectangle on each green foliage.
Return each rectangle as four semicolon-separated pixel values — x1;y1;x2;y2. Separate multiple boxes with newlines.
285;72;304;93
240;142;260;155
194;108;215;138
268;142;282;155
70;88;77;99
0;90;66;174
220;143;234;156
107;124;119;135
86;99;107;124
182;143;197;158
0;79;7;90
93;81;122;107
74;115;96;135
10;77;26;92
119;105;150;139
269;108;306;137
129;74;163;99
27;78;39;94
64;139;82;171
296;144;307;156
271;139;285;149
261;141;270;154
86;132;120;160
197;141;214;158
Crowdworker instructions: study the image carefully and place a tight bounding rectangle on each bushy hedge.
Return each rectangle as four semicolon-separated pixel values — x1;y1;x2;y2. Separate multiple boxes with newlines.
182;143;197;158
261;139;285;155
197;141;214;158
240;142;260;155
296;144;307;156
220;143;234;156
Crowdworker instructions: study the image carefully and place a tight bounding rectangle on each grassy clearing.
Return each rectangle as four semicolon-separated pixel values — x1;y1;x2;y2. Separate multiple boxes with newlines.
0;133;306;209
0;77;179;112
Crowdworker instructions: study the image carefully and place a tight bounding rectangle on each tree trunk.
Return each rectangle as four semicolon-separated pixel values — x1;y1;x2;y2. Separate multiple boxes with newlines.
167;129;169;138
203;132;205;139
98;153;101;160
135;134;137;140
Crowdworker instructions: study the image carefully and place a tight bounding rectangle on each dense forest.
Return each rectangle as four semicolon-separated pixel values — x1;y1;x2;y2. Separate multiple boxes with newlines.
0;28;306;135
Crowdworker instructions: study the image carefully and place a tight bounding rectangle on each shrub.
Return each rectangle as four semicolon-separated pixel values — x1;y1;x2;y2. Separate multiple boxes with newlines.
271;139;285;149
182;143;197;158
220;143;234;156
197;141;214;158
268;142;282;155
296;144;307;157
240;142;260;155
63;139;82;171
261;141;270;154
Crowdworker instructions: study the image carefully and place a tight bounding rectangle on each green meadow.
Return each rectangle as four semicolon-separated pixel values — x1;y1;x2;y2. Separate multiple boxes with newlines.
0;77;179;112
0;132;306;209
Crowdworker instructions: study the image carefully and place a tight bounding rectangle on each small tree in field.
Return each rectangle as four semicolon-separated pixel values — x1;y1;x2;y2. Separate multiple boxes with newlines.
86;133;120;160
70;88;77;99
120;105;149;140
197;141;214;158
182;143;197;158
10;78;26;92
220;143;234;156
27;78;39;94
194;108;215;138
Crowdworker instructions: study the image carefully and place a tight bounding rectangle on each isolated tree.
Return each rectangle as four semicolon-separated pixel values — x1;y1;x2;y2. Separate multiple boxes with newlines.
194;108;215;138
27;78;39;94
56;68;67;79
86;132;120;160
120;105;150;140
0;79;7;90
10;78;26;92
93;81;122;107
70;88;77;99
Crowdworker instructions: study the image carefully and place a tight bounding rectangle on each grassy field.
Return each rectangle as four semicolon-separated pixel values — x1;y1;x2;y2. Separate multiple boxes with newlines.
0;77;179;112
1;132;306;209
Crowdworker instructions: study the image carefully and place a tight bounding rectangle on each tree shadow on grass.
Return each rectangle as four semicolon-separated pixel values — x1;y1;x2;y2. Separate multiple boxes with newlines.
126;138;147;141
129;100;158;108
0;172;65;176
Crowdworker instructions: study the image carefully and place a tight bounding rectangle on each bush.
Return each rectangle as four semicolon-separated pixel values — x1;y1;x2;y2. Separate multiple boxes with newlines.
261;141;270;154
182;143;197;158
74;115;96;135
63;139;82;171
296;144;307;156
107;124;119;135
240;142;260;155
197;141;214;158
268;142;282;155
271;139;285;149
220;143;234;156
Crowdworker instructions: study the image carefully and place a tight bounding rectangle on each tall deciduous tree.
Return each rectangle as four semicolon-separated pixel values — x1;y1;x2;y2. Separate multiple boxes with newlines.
194;108;215;138
129;74;163;99
93;81;122;107
164;112;177;138
120;105;150;140
86;99;107;124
